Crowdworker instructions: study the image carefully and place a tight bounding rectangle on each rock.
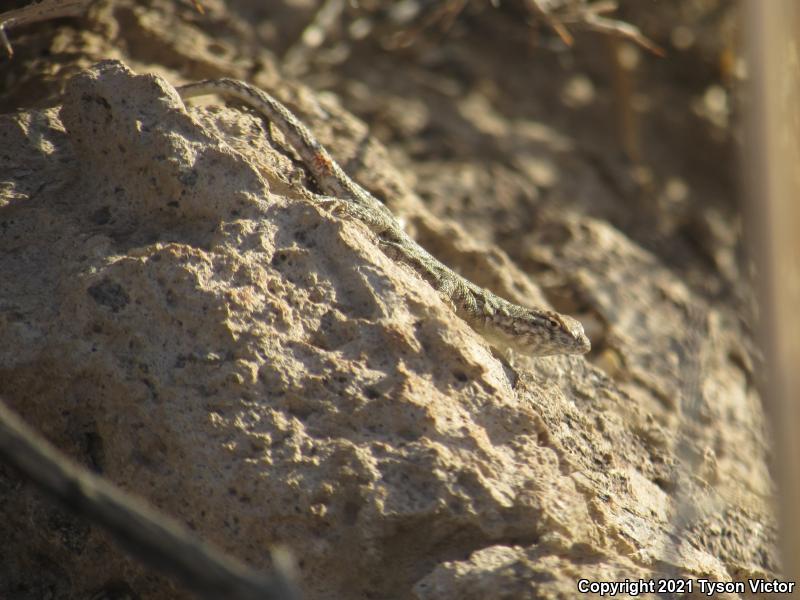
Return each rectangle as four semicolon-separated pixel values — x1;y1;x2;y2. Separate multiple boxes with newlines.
0;57;775;599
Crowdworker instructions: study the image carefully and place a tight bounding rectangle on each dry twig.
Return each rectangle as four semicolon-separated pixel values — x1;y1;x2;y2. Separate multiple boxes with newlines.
0;0;91;58
0;398;299;600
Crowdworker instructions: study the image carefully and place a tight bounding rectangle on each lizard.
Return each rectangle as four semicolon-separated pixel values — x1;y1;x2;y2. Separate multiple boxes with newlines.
176;78;591;357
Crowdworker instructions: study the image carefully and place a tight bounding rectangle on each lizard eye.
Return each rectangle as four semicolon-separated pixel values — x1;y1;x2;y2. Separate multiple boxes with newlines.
546;318;560;329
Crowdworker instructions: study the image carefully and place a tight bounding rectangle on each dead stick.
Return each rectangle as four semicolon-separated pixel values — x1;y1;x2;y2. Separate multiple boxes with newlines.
0;398;299;600
0;0;91;57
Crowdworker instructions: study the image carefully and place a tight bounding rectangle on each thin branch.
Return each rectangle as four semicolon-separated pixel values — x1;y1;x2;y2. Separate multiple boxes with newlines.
0;0;91;58
0;398;300;600
581;12;665;57
527;0;663;55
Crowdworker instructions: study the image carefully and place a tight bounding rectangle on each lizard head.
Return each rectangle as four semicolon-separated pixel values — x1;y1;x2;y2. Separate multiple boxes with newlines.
478;305;591;357
522;310;592;356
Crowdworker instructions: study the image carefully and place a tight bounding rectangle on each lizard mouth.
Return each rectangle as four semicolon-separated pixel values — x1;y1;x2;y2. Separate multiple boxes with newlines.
567;321;592;354
574;332;592;354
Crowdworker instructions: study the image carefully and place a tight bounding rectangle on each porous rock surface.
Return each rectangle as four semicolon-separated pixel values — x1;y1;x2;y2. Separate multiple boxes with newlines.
0;57;774;600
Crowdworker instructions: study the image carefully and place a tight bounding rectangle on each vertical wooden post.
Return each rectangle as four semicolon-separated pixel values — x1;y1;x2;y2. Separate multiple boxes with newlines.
744;0;800;587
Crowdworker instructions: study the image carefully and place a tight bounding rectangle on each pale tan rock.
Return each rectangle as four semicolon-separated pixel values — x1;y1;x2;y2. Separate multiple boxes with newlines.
415;545;656;599
0;61;587;598
0;49;775;600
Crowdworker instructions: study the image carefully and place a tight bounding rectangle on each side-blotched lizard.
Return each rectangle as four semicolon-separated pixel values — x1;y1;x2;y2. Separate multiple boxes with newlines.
177;79;590;357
